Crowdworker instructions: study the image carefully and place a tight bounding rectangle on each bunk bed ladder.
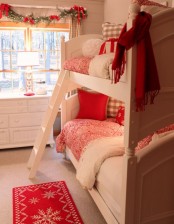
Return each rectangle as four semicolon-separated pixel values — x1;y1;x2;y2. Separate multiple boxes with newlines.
27;70;69;178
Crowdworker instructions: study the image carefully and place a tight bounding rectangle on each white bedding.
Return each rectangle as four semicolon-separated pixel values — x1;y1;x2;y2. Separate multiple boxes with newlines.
88;53;114;79
76;136;124;190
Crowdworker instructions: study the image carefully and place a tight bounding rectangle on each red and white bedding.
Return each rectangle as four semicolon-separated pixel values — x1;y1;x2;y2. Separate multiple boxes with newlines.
56;119;174;189
63;56;92;75
63;53;115;79
56;118;124;161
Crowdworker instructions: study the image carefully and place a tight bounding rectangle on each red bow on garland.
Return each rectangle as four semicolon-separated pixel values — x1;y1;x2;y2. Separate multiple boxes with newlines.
70;5;86;23
0;3;11;18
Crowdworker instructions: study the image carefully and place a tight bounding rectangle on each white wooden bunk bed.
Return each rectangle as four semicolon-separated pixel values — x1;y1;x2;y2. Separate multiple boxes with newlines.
27;2;174;224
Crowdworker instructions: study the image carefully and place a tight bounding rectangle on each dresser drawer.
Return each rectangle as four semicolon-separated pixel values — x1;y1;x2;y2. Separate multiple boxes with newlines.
28;98;49;106
0;99;27;107
28;104;48;112
0;129;9;145
9;112;45;127
0;115;8;128
0;106;27;114
10;127;40;144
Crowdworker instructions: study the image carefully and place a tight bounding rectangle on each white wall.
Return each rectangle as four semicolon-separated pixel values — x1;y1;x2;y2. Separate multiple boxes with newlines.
1;0;105;34
104;0;130;24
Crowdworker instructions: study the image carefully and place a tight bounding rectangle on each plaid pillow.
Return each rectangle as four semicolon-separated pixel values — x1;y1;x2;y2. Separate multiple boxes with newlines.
102;23;123;41
107;97;125;118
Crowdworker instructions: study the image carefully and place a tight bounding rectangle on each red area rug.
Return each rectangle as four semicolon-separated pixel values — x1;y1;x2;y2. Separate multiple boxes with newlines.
13;181;84;224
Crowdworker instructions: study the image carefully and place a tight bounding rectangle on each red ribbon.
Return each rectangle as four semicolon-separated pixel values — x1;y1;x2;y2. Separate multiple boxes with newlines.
99;38;118;54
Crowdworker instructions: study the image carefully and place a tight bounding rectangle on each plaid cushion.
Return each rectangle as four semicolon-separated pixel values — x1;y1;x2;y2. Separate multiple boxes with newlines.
107;97;125;118
102;23;123;41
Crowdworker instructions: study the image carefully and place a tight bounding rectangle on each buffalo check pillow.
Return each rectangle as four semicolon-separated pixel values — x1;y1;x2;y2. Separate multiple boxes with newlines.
107;97;125;118
102;22;123;41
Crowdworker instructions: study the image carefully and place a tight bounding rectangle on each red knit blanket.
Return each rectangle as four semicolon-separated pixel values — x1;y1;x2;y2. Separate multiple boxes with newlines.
112;11;160;111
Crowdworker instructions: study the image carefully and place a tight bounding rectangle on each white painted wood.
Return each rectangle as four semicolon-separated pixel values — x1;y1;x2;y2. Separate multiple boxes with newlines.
28;1;174;224
66;147;119;224
59;3;174;224
61;34;102;62
134;132;174;224
0;94;54;150
28;70;75;178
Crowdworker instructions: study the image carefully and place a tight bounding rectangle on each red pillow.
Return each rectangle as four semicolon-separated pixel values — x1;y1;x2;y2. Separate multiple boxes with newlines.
76;89;109;121
115;106;125;125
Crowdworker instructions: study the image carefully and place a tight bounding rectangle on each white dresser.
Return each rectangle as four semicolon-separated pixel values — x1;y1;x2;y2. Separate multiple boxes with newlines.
0;93;54;149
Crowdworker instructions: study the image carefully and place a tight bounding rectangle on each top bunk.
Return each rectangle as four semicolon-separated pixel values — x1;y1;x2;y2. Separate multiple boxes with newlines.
60;2;174;154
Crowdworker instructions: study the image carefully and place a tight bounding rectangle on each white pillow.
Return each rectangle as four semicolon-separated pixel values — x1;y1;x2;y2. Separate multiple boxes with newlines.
82;39;104;58
88;53;114;79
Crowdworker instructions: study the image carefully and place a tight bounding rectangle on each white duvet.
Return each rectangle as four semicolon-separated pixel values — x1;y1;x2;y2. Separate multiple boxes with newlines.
76;136;125;190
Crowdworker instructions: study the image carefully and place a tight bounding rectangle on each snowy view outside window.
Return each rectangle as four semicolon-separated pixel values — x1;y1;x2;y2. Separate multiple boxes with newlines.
0;28;69;93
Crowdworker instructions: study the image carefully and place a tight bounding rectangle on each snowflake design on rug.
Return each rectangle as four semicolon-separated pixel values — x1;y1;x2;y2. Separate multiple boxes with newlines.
42;190;57;199
31;207;63;224
29;197;40;204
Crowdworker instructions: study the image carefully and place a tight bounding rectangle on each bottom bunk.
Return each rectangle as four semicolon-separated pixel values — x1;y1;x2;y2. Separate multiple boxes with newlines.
56;90;174;224
66;147;123;224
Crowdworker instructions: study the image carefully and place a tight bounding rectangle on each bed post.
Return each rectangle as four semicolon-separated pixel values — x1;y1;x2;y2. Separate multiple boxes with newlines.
121;2;140;224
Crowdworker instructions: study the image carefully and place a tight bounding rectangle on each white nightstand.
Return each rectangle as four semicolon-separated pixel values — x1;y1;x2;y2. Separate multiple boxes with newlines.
0;93;54;149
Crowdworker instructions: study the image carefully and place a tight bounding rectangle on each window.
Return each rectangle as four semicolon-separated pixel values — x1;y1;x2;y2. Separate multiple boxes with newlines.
0;22;69;93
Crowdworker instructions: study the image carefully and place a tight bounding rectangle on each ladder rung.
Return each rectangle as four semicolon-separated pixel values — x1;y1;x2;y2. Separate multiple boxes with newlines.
28;70;68;178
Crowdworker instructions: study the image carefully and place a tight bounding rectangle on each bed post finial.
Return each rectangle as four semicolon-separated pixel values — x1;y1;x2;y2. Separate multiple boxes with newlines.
129;1;141;19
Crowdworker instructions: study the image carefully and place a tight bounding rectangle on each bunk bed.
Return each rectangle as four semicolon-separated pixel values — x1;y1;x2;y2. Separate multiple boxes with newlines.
28;2;174;224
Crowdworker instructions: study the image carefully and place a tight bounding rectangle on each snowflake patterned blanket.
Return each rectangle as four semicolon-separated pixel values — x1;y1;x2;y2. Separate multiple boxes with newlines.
56;118;124;161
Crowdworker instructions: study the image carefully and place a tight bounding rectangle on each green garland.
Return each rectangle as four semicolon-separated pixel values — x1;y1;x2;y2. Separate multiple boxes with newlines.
0;3;88;25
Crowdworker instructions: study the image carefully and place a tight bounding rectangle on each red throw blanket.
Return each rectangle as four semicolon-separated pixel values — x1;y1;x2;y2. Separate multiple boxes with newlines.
112;11;160;111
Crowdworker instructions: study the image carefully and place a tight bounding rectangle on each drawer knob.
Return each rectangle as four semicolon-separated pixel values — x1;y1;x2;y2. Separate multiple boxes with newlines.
15;119;20;123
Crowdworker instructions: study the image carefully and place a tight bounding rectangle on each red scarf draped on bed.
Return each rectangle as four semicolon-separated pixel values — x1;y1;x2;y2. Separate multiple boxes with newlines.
112;11;160;111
